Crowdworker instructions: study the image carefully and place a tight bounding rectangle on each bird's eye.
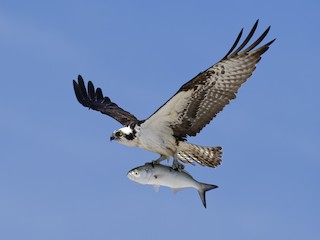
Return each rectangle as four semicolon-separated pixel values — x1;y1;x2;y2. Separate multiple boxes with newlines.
115;131;123;137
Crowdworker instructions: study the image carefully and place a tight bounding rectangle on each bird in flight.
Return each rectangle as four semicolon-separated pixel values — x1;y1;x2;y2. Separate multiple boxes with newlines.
73;20;275;170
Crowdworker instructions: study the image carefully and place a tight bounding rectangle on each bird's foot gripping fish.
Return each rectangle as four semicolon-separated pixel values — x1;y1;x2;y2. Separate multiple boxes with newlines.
127;163;218;208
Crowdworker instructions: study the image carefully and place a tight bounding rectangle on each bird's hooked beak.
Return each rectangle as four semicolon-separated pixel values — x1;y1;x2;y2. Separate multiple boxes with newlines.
110;131;121;141
110;133;116;141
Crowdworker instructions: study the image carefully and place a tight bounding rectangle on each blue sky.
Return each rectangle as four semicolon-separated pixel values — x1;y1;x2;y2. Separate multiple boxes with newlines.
0;1;319;239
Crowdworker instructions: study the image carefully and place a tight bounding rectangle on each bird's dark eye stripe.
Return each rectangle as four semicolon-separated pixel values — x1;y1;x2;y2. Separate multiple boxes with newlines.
125;133;135;141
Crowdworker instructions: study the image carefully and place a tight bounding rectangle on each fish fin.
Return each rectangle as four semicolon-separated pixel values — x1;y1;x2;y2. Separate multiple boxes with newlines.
152;185;160;192
198;184;218;208
171;188;182;194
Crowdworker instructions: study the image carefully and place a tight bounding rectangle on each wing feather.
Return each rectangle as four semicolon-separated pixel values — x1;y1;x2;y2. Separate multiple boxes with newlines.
226;19;259;58
144;20;275;138
73;75;138;126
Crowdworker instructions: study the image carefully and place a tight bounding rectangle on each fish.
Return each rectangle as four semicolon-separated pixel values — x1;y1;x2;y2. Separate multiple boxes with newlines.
127;163;218;208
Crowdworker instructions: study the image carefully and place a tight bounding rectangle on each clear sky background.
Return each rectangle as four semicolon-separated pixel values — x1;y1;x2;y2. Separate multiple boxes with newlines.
1;1;319;240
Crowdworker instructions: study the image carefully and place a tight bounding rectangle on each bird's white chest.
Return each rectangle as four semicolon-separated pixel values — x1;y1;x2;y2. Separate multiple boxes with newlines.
135;124;176;156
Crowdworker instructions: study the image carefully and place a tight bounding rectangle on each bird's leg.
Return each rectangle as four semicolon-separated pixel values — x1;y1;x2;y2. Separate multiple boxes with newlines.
172;154;185;171
147;155;167;166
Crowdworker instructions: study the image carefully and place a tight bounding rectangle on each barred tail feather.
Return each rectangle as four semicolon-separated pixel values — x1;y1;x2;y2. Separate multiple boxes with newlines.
176;142;222;168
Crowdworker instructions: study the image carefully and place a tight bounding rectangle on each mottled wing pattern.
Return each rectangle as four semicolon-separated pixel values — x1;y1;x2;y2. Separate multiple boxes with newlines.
145;20;275;138
73;75;139;126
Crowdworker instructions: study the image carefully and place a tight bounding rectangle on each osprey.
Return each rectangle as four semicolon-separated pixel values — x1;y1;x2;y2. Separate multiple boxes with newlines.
73;20;275;170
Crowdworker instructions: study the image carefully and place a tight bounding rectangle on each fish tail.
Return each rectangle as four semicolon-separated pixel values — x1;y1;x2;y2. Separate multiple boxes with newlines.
198;183;218;208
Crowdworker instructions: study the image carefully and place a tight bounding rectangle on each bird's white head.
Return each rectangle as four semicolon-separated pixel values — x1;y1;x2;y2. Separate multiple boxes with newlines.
110;126;138;147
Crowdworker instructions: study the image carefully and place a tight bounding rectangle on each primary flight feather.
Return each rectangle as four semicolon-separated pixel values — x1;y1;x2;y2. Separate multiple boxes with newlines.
73;20;275;170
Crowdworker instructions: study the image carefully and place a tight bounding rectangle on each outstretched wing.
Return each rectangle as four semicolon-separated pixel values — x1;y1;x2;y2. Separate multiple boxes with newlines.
73;75;139;126
143;20;275;138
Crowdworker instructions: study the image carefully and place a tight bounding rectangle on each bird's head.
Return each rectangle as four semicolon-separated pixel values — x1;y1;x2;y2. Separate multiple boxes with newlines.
110;126;138;147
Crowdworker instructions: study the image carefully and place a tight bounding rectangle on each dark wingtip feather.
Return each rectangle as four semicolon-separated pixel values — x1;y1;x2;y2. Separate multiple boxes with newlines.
267;38;276;46
221;28;243;60
96;88;104;101
78;75;84;84
228;20;259;58
221;20;274;60
241;25;271;54
73;79;86;105
72;79;77;90
87;81;95;100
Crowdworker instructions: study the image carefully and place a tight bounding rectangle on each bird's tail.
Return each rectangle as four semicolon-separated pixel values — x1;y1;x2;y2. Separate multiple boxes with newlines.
176;142;222;168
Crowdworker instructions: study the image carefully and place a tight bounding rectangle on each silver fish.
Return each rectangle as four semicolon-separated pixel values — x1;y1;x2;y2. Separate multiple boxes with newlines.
127;163;218;208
